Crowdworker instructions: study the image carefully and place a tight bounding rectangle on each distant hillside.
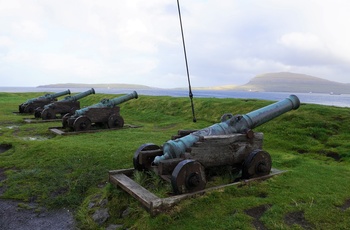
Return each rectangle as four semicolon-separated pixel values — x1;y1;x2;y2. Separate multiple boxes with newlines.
37;73;350;94
237;72;350;94
37;83;154;89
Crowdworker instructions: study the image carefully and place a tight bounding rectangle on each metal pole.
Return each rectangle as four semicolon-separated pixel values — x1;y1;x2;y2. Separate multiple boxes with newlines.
177;0;196;122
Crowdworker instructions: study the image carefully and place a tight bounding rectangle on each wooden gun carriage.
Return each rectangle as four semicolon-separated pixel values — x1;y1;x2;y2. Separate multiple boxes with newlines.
34;88;95;120
133;95;300;194
62;91;138;131
18;90;71;114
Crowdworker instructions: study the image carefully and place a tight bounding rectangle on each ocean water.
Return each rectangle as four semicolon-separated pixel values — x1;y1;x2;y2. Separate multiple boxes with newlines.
1;87;350;108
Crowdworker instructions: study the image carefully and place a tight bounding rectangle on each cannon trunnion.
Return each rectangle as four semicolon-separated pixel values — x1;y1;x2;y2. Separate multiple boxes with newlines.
62;91;138;131
133;95;300;195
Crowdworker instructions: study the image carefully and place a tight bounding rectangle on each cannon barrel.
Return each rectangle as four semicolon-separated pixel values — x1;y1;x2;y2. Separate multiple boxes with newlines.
23;89;71;105
153;95;300;164
44;88;95;109
73;91;138;117
63;88;95;102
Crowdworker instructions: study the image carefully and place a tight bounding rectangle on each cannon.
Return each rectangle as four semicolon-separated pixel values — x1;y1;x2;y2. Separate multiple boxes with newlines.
133;95;300;194
34;88;95;120
62;91;138;131
18;90;71;114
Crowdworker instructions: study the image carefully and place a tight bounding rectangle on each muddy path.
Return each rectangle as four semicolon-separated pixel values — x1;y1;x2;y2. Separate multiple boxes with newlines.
0;199;75;230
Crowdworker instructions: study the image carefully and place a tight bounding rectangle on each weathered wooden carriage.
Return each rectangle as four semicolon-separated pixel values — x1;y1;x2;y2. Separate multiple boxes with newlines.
34;88;95;120
132;95;300;194
18;90;71;114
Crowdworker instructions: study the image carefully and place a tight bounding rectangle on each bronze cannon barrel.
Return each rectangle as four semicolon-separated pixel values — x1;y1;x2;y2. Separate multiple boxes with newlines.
153;95;300;164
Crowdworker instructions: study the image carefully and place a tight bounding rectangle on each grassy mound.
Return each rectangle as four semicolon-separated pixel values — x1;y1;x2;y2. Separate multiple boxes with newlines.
0;92;350;229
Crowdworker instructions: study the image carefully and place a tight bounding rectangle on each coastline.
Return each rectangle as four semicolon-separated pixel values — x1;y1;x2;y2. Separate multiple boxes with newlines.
1;86;350;108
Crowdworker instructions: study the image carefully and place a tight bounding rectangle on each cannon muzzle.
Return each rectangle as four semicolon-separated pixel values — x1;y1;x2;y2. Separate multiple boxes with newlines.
62;88;95;102
49;89;72;99
153;95;300;164
73;91;138;117
107;91;138;106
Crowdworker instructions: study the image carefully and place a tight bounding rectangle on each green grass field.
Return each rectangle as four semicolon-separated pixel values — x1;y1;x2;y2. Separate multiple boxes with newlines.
0;92;350;229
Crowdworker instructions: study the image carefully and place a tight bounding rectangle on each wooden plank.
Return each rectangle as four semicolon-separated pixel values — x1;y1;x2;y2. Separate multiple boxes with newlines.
49;128;66;135
23;118;61;123
108;168;286;215
48;124;141;135
109;168;134;176
109;173;159;210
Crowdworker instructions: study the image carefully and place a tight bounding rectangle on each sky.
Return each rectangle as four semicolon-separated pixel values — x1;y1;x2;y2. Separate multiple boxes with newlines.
1;0;350;88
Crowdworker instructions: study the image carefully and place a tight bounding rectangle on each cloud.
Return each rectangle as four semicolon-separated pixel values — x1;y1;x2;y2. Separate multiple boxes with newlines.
279;33;326;52
1;0;350;87
11;20;47;40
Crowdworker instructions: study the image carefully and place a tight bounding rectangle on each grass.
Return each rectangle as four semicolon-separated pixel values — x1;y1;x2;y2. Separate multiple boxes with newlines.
1;92;350;229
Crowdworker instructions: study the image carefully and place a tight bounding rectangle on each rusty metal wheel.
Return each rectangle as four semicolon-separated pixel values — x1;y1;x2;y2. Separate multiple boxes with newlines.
133;143;161;171
62;113;71;128
41;108;55;120
171;160;206;195
34;108;42;118
73;116;91;131
242;149;272;179
107;114;124;129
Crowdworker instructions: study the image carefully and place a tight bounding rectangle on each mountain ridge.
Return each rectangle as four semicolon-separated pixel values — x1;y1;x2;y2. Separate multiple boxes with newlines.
238;72;350;93
37;83;155;89
37;72;350;94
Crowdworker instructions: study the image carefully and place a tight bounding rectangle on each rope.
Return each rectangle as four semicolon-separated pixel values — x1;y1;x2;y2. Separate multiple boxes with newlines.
176;0;197;122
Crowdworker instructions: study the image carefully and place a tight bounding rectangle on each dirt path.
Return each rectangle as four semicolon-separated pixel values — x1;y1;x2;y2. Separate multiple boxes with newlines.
1;144;75;230
0;199;75;230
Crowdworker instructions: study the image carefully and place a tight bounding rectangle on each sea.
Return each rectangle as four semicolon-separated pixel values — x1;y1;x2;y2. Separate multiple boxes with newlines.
1;87;350;108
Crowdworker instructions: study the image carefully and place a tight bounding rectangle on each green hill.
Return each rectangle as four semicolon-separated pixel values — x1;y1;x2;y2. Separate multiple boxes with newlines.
238;72;350;94
0;92;350;230
37;72;350;94
1;92;350;229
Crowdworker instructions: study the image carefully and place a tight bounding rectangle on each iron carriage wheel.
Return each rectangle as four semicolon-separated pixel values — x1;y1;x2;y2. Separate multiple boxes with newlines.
242;149;272;179
41;108;55;120
133;143;161;171
107;114;124;129
171;159;206;195
73;116;91;131
34;109;42;118
62;113;71;128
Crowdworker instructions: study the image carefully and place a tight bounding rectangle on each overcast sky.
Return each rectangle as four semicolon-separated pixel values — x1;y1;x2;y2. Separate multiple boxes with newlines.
1;0;350;88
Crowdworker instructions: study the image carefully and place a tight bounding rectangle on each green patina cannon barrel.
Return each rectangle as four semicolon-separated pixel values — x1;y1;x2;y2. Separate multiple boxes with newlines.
57;88;95;103
153;95;300;164
43;88;95;109
72;90;138;117
19;89;71;113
